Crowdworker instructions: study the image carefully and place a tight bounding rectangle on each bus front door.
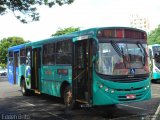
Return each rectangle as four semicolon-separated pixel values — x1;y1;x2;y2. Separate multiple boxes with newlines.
73;39;92;104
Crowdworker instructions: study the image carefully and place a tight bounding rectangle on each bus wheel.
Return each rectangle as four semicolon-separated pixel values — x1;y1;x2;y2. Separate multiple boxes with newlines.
63;86;75;110
21;80;29;96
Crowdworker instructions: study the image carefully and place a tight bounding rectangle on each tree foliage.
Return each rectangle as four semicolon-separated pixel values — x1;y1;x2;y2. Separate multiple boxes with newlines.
51;27;80;36
148;25;160;45
0;37;28;67
0;0;74;23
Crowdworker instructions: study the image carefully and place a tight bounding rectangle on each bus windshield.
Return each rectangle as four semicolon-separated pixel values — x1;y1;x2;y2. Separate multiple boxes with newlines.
153;46;160;68
95;42;149;75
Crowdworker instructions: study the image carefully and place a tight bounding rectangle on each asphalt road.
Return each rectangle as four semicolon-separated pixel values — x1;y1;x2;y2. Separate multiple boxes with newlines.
0;77;160;120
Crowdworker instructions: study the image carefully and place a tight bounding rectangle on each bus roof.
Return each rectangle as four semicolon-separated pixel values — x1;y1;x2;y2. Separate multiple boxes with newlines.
25;27;98;47
8;44;25;52
10;27;146;48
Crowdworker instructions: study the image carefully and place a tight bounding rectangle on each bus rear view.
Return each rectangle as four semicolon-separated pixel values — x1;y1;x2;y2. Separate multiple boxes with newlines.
92;27;151;105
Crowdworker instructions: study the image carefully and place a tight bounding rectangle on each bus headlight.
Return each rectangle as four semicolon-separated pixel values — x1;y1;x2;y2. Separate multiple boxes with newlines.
105;88;109;92
99;84;103;88
111;90;114;93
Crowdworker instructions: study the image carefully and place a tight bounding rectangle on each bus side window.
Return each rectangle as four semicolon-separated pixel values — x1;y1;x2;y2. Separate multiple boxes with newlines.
8;51;13;65
26;50;31;65
9;58;13;65
56;40;72;65
20;49;26;65
154;53;160;63
43;43;55;65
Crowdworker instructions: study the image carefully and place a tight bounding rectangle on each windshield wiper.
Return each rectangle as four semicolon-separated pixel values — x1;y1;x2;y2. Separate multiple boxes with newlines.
111;40;123;57
136;41;147;65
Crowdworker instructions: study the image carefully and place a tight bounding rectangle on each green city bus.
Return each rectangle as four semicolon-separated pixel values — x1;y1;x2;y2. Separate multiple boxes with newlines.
148;44;160;81
8;27;151;108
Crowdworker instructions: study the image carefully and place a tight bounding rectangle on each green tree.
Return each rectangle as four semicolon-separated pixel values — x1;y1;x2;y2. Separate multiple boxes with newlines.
51;27;80;36
0;37;28;67
148;25;160;45
0;0;74;23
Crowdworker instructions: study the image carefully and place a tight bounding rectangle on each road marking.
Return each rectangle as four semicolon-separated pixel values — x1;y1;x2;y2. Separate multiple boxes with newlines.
20;101;66;120
23;101;35;106
119;104;147;110
41;108;67;120
151;104;160;120
21;101;66;120
109;114;141;120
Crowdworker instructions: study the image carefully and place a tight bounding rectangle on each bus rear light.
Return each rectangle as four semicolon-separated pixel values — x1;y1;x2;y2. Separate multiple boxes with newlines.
147;85;149;88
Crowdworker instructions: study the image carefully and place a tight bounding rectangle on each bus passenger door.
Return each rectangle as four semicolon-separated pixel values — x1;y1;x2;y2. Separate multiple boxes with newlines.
13;52;19;84
32;48;41;91
72;39;93;104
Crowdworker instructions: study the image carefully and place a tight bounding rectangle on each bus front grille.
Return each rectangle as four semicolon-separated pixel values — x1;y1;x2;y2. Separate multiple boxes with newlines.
98;73;149;83
111;76;148;83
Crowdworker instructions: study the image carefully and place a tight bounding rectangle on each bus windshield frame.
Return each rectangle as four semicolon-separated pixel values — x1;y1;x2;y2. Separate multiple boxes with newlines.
95;40;149;76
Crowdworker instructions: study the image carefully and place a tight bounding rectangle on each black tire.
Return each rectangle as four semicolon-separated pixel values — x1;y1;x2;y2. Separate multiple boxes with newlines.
21;79;30;96
63;86;77;110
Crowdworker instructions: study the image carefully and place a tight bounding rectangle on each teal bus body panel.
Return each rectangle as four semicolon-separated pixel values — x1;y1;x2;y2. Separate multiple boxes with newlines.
152;72;160;80
18;65;26;86
7;27;150;106
40;65;72;97
92;70;151;105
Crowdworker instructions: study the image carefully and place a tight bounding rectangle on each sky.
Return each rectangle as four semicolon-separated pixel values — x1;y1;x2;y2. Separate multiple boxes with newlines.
0;0;160;41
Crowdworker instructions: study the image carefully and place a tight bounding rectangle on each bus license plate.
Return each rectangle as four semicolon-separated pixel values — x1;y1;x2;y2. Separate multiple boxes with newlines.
126;94;136;99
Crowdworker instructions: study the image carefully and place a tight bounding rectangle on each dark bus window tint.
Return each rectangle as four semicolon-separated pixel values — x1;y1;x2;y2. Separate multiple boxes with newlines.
26;49;31;65
8;58;13;65
56;53;72;64
43;54;55;65
77;45;84;68
56;40;72;53
47;43;55;55
20;57;26;64
43;43;55;65
43;45;48;55
56;40;72;64
9;51;13;57
20;49;25;56
20;49;26;64
56;41;63;53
